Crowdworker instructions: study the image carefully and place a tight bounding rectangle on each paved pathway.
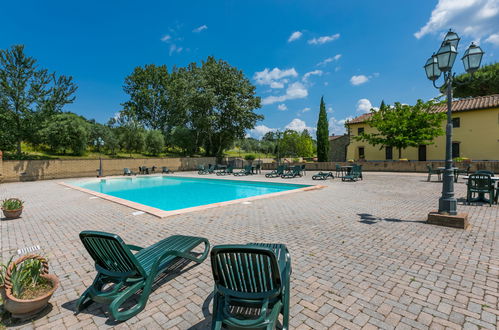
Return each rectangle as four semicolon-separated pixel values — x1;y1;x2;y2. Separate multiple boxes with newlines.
0;172;498;329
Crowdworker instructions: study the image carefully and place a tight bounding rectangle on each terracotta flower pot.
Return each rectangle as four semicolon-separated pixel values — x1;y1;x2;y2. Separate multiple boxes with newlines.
3;255;59;319
2;207;23;219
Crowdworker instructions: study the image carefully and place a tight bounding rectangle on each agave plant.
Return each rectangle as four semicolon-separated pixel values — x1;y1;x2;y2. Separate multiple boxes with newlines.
1;198;24;211
0;257;44;297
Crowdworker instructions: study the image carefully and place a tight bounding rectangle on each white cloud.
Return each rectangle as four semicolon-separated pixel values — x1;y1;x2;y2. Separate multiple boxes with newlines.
302;107;311;113
317;54;342;66
193;25;208;33
308;33;340;45
485;33;499;45
356;99;376;113
169;44;183;56
254;68;298;89
248;125;276;139
161;35;172;42
329;117;352;135
277;104;287;111
302;70;323;82
288;31;303;42
285;118;315;134
350;75;369;86
414;0;499;42
262;82;308;105
327;106;333;113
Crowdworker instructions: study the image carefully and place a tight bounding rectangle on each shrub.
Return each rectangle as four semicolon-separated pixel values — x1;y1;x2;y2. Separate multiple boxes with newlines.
145;130;165;156
244;154;256;161
41;113;90;155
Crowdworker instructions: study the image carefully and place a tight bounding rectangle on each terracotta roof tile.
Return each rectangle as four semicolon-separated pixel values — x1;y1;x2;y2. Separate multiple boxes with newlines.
346;94;499;124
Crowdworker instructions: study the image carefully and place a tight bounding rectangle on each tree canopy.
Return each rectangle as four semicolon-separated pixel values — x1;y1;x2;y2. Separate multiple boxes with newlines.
354;100;446;159
121;56;262;158
0;45;77;154
451;62;499;98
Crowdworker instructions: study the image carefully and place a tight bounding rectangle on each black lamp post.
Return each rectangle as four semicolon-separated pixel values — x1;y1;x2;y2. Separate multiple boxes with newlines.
424;29;484;215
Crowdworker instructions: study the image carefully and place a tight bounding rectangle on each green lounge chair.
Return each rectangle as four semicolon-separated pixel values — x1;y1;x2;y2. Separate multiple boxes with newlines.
216;165;233;176
210;243;291;330
161;166;174;174
281;165;302;178
77;231;210;321
312;171;334;180
341;164;361;181
198;165;210;175
123;168;135;176
426;164;442;182
466;174;495;206
265;165;285;178
234;165;252;176
335;164;343;177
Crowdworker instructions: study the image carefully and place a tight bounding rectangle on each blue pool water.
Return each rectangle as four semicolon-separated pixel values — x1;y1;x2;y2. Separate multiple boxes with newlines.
75;176;310;211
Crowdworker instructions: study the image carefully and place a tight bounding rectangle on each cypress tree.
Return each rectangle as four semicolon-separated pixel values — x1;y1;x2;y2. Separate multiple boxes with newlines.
316;96;330;162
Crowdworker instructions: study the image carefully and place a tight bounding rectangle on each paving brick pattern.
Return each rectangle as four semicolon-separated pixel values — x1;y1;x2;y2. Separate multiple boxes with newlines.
0;172;498;329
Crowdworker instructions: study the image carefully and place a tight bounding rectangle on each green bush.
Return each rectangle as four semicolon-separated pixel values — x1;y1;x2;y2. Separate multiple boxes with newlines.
244;154;256;161
145;130;165;156
41;113;90;155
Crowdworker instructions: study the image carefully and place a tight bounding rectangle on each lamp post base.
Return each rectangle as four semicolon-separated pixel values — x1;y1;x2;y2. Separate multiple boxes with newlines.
427;211;470;229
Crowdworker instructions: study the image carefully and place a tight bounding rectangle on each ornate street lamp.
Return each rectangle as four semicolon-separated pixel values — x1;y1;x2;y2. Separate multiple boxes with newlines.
424;29;484;218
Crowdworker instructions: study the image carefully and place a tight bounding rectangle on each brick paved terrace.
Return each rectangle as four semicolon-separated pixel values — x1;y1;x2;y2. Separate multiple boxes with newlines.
1;171;498;329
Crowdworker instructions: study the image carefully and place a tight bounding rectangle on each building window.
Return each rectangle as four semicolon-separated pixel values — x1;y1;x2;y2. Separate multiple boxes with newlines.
357;127;364;135
452;142;460;158
452;117;460;128
358;147;365;159
385;146;393;160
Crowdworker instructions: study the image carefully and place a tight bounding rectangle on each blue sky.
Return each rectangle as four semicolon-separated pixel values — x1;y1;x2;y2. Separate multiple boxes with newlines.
1;0;498;138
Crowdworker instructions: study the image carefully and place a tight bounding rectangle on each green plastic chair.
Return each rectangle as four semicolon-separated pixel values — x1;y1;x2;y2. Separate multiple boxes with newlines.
123;168;135;176
341;164;361;181
77;231;210;321
312;171;334;180
281;165;302;178
234;165;252;176
198;164;210;175
161;166;174;174
265;165;285;178
216;165;234;176
467;174;495;206
426;164;442;182
210;243;291;330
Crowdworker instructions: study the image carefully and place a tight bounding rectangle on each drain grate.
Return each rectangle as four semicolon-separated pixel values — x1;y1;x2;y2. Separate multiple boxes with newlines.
18;245;41;255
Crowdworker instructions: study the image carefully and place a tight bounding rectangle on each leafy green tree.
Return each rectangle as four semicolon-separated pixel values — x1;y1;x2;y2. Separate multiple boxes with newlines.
121;64;188;134
280;129;314;157
111;112;146;155
316;96;329;162
190;57;262;157
354;100;446;159
145;130;165;155
451;62;499;98
170;127;198;155
121;56;262;158
0;45;77;155
41;113;90;155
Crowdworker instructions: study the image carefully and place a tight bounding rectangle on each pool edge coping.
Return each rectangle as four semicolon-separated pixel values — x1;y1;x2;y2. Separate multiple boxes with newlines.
59;176;326;218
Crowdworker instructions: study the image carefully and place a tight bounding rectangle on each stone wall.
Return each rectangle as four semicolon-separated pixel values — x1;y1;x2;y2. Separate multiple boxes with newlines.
329;135;349;162
262;160;499;173
0;157;216;182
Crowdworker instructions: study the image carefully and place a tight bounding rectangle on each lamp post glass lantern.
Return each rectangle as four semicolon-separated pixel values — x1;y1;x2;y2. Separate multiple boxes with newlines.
423;29;484;216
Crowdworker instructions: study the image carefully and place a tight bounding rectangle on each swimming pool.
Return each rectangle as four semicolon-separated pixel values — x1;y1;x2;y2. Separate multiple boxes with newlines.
68;176;315;217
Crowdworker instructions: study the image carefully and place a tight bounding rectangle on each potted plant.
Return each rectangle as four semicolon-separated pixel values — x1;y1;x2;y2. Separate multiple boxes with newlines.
1;198;24;219
2;254;59;319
